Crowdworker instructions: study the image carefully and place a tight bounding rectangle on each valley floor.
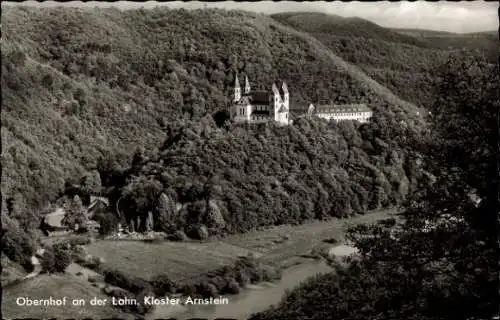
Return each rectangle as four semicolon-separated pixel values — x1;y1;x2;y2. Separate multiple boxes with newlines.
87;208;397;281
3;209;396;319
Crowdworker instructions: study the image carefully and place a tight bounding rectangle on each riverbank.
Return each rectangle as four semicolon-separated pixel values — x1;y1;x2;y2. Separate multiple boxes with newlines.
148;249;357;319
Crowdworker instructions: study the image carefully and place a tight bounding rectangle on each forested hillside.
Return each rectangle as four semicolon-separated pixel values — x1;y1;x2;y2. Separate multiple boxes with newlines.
106;114;432;235
272;12;494;109
2;6;424;215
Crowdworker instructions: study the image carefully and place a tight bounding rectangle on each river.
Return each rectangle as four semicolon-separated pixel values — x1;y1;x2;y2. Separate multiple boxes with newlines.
149;245;356;320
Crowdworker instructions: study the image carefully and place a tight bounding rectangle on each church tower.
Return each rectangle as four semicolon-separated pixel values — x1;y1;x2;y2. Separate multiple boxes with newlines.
271;83;281;108
244;75;251;94
282;82;289;108
234;74;241;102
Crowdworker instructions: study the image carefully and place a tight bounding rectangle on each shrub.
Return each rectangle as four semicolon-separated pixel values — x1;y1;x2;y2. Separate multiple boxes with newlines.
178;256;281;298
260;265;282;282
197;281;218;298
103;268;151;294
40;249;56;273
209;275;228;292
94;212;119;236
150;274;177;295
168;230;187;241
225;279;240;294
2;214;35;268
40;244;72;274
236;270;251;286
78;255;102;271
180;283;197;296
53;244;72;273
186;224;209;240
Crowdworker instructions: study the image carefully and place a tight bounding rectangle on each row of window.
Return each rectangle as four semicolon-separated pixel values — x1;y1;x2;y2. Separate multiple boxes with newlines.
320;112;371;117
254;105;269;111
252;115;270;121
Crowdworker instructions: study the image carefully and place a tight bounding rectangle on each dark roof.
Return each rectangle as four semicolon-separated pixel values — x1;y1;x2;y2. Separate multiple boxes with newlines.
248;91;271;104
314;104;371;114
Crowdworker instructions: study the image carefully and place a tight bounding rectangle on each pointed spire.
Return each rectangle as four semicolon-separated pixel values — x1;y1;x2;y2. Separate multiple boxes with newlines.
244;75;251;94
272;83;279;95
235;74;240;88
282;82;288;93
234;73;241;102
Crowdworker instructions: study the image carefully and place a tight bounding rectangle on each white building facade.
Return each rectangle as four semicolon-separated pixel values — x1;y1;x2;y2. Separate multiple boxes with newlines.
307;103;372;123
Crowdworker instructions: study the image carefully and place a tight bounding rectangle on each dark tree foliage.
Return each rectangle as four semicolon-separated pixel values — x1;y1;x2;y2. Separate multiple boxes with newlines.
40;243;72;273
250;51;499;320
114;111;432;235
1;211;36;268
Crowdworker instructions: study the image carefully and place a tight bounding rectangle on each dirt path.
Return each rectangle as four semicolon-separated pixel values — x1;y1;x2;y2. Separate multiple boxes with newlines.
23;256;42;279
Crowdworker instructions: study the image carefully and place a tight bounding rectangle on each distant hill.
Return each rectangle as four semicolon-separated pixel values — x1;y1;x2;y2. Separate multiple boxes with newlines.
2;6;422;213
393;28;498;56
271;12;428;47
271;12;496;109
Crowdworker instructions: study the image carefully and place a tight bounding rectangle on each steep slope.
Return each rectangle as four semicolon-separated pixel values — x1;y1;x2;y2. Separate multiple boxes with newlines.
271;12;493;109
2;6;424;214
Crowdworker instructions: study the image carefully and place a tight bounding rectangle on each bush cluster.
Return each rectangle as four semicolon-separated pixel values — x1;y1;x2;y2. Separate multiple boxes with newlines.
102;255;281;302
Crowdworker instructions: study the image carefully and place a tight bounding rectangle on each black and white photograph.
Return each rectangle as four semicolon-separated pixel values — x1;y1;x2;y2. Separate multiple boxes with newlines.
1;1;499;319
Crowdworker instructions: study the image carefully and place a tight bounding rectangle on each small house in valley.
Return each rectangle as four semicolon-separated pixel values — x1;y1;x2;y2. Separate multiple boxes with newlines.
40;208;71;236
88;196;109;218
41;196;110;236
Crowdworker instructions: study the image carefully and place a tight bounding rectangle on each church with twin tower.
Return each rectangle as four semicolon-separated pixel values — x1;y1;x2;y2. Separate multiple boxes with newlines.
230;74;290;125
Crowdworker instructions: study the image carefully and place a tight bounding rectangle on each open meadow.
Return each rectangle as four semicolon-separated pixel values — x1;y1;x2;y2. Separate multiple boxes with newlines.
86;239;263;281
86;209;396;281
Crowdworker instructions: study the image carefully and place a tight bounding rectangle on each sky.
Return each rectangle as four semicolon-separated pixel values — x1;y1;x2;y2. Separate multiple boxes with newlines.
3;1;498;33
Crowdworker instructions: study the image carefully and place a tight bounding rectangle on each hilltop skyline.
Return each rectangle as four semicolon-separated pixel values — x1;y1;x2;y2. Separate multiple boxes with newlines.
2;1;498;34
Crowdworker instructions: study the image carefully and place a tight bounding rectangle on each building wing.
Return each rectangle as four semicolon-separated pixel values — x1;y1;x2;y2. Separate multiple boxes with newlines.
315;104;371;114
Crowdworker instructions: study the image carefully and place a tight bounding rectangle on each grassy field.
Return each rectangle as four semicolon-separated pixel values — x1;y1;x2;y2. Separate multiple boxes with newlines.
86;240;262;281
2;274;133;319
86;209;397;281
